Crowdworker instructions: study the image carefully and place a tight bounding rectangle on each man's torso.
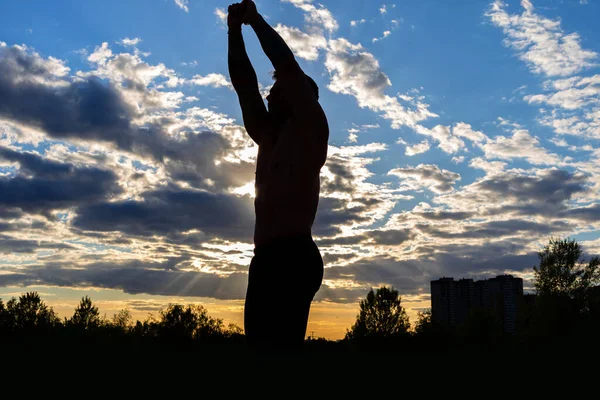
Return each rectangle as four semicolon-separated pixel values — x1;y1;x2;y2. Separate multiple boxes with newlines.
253;114;328;247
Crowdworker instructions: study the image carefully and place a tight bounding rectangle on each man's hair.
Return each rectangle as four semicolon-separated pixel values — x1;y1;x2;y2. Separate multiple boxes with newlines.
271;71;319;100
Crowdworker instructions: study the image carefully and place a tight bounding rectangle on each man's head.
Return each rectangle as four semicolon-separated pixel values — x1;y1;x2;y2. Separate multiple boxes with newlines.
266;73;319;121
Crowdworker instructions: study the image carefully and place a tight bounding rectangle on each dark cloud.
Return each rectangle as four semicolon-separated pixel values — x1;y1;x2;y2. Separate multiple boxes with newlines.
476;169;586;204
416;211;475;221
73;187;255;242
367;229;415;245
0;46;135;145
0;261;248;300
0;234;75;254
0;45;254;191
559;204;600;221
316;229;414;246
0;146;121;215
313;197;371;237
389;164;461;193
417;219;574;239
322;156;356;193
322;241;538;297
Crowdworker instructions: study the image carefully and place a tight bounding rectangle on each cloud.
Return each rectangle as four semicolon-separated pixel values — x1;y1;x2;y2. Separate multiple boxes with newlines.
435;168;588;217
1;262;249;300
73;188;255;242
481;129;561;165
388;164;461;194
274;24;328;61
0;234;74;254
174;0;189;13
404;140;430;156
189;73;232;88
452;122;487;143
525;74;600;110
469;157;507;175
215;8;227;25
118;37;142;47
414;124;465;153
0;43;256;192
282;0;339;33
0;146;121;215
350;19;366;27
486;0;597;77
372;31;391;43
326;39;437;129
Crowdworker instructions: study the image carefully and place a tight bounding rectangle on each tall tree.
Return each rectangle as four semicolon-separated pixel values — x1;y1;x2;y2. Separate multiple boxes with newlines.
6;292;60;331
69;296;100;330
534;237;600;308
345;286;410;340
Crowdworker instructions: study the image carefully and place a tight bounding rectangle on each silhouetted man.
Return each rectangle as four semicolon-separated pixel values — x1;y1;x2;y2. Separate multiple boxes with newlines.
227;0;329;353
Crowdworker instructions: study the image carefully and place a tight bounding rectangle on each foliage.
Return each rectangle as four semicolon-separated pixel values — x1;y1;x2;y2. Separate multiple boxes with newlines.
345;286;410;341
68;296;100;330
531;237;600;336
3;292;60;331
111;309;132;330
533;237;600;305
414;308;432;335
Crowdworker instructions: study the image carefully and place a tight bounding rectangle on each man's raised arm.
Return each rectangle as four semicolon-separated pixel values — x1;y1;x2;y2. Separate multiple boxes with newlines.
228;3;268;145
243;0;323;117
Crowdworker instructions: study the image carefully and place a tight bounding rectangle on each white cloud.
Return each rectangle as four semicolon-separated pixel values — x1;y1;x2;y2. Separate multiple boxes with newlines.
380;5;387;14
174;0;189;13
87;42;113;64
452;156;465;164
486;0;597;77
82;43;187;110
282;0;339;33
0;42;6;47
215;8;227;25
405;140;430;156
274;24;327;61
414;124;465;154
481;129;561;165
189;73;232;88
452;122;487;143
119;37;142;47
389;164;461;194
469;157;507;175
372;31;392;43
350;19;366;27
525;74;600;110
325;39;437;129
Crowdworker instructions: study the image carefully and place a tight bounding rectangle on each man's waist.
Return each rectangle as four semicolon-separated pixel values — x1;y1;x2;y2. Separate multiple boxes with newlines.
253;233;315;256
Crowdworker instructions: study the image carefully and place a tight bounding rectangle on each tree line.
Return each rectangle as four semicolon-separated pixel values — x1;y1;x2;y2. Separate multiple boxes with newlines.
1;237;599;355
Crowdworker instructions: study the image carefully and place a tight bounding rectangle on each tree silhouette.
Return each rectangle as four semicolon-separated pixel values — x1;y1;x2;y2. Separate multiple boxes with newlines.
5;292;60;331
68;296;100;330
0;298;6;331
345;286;410;340
534;237;600;309
111;309;132;331
156;304;225;340
532;237;600;337
414;308;432;335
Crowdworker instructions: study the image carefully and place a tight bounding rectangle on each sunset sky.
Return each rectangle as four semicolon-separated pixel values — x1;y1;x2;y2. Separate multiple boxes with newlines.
1;0;600;340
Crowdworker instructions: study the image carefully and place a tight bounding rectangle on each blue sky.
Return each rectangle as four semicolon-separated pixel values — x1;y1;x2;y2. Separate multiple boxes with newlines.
1;0;600;338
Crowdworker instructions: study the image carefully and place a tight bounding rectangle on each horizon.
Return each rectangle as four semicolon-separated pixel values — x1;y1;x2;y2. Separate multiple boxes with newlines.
1;0;600;340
